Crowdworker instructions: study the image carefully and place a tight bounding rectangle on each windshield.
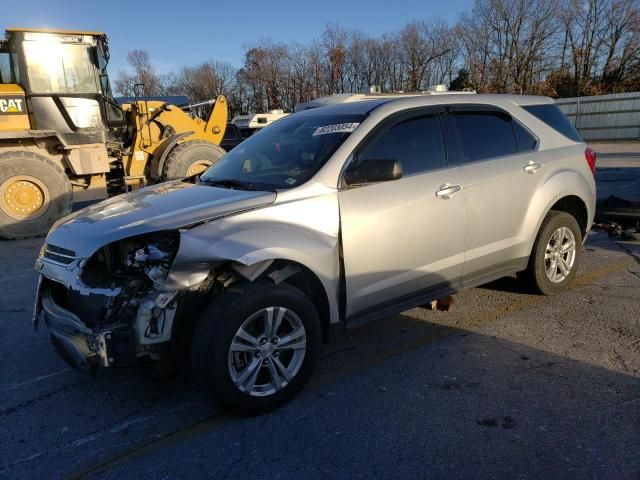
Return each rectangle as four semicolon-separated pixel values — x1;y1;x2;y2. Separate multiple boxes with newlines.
23;40;98;94
200;113;364;190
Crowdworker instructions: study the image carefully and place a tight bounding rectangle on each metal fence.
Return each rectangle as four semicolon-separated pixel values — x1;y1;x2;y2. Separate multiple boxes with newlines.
555;92;640;142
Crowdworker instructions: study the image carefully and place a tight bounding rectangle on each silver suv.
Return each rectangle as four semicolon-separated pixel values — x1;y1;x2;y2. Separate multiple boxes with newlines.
34;95;596;413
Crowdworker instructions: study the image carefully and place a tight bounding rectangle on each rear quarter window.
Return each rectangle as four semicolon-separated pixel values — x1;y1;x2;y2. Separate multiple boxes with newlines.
513;121;538;152
523;104;583;143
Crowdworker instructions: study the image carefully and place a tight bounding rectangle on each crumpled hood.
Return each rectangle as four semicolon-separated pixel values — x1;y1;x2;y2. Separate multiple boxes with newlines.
45;180;277;258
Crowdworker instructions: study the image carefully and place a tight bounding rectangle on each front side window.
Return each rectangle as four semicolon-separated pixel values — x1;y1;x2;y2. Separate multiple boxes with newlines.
356;113;447;177
23;40;98;94
450;110;518;163
200;113;364;190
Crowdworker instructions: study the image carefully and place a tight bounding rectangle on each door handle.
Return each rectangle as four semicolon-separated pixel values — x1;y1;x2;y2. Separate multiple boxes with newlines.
524;161;543;173
435;183;462;199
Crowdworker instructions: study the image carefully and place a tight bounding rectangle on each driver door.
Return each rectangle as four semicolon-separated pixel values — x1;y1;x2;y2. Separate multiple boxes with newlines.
338;108;467;317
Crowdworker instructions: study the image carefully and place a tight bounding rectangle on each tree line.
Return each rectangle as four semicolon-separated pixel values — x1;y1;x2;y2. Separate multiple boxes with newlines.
115;0;640;115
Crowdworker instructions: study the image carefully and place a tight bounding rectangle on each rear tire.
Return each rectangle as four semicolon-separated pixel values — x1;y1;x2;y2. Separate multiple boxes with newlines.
162;140;226;180
0;151;72;240
521;211;582;295
191;281;321;414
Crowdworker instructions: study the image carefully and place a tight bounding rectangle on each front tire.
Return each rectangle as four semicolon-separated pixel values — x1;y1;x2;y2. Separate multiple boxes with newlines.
191;281;321;414
0;151;72;240
522;211;582;295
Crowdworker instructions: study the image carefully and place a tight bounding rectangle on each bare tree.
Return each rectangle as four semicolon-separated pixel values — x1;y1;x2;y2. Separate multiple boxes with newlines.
599;0;640;90
177;61;236;103
458;0;559;93
115;1;640;111
114;49;160;96
323;23;348;93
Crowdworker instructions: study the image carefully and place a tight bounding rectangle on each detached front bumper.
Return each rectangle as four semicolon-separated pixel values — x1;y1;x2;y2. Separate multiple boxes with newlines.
34;278;136;373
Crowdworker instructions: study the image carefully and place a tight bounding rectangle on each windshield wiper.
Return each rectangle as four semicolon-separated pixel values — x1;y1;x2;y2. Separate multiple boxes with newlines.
199;178;255;190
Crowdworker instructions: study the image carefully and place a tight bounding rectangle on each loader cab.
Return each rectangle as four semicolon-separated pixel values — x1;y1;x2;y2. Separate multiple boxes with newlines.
3;28;125;144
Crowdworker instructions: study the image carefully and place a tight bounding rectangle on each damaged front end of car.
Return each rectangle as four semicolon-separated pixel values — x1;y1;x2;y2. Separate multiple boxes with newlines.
31;178;338;381
34;230;207;374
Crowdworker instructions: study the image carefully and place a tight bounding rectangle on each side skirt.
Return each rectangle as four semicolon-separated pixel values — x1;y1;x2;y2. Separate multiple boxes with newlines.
343;257;529;329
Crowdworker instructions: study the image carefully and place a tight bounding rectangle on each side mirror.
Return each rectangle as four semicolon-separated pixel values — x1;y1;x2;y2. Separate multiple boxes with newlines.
344;158;403;186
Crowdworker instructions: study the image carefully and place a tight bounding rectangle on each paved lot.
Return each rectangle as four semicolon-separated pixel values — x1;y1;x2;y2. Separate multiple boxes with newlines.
1;230;639;479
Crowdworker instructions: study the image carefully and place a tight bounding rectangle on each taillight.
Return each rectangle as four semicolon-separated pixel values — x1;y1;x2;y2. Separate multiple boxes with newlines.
585;146;597;176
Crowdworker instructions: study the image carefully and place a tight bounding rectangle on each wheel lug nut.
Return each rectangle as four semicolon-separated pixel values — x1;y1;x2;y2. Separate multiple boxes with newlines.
271;337;278;344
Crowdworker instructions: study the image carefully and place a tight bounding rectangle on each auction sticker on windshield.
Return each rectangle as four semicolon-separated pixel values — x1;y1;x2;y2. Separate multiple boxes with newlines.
312;123;360;136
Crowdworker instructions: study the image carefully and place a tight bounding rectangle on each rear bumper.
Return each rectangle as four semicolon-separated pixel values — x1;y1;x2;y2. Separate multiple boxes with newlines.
36;281;136;372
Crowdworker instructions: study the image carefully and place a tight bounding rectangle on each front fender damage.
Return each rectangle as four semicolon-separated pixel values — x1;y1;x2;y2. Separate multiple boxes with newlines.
164;232;302;291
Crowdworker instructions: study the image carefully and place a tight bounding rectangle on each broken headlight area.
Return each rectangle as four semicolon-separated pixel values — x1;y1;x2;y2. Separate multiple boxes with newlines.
81;230;180;289
83;230;182;341
41;230;187;371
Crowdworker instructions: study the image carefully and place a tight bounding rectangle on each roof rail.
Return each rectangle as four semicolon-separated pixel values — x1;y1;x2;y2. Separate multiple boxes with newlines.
294;87;476;112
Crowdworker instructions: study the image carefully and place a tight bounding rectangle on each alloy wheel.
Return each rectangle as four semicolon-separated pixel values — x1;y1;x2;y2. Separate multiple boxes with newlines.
227;306;307;397
544;226;576;283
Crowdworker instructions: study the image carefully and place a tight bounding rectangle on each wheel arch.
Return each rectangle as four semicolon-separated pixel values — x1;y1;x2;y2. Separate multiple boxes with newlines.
549;195;589;238
0;138;67;171
235;259;333;344
524;192;591;261
521;166;595;260
192;256;335;344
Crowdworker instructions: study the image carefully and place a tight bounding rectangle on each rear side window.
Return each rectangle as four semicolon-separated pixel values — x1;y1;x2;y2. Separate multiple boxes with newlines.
523;104;582;142
357;113;447;176
450;111;518;163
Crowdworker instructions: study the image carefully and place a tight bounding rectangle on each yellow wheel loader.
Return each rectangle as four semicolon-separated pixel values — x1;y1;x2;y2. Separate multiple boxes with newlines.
0;27;228;239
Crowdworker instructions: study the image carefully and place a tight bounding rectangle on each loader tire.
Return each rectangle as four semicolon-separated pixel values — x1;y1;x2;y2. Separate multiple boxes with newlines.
162;140;226;180
0;151;72;240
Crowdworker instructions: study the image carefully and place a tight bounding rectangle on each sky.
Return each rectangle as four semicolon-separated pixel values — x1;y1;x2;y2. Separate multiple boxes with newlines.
3;0;473;74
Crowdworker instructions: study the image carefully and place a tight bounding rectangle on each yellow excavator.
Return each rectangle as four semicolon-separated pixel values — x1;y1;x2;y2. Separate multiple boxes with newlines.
0;27;228;239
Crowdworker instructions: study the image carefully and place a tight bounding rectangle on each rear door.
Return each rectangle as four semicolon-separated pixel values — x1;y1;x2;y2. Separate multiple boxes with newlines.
446;105;546;285
339;107;467;316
